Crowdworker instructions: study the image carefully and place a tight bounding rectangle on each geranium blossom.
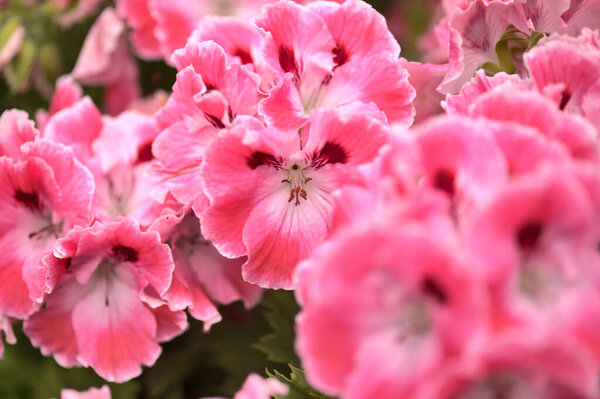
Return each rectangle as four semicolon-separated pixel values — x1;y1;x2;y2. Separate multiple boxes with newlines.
0;139;94;319
24;219;184;382
59;385;111;399
201;109;389;289
256;0;415;130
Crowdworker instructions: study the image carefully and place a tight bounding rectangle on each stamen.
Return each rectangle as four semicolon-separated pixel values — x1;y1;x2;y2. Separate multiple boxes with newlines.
282;164;313;206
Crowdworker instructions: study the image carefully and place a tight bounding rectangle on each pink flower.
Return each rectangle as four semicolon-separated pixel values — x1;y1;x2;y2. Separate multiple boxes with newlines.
163;213;262;330
116;0;166;59
524;29;600;131
256;0;415;130
439;0;514;94
400;60;447;124
442;69;529;115
464;167;600;364
43;96;104;163
233;374;289;399
408;115;509;221
151;40;261;208
72;8;140;115
0;313;16;358
116;0;272;61
294;215;485;399
201;109;389;289
202;374;288;399
35;76;84;132
424;330;599;398
54;0;105;27
0;140;94;319
24;218;184;382
0;109;39;160
561;0;600;34
60;385;111;399
466;84;599;162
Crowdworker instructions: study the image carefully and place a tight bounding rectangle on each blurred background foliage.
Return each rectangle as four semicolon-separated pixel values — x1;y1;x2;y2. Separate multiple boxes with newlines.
0;1;433;398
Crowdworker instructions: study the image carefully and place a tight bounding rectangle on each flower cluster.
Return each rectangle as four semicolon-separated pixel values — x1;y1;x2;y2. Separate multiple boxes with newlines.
1;0;600;398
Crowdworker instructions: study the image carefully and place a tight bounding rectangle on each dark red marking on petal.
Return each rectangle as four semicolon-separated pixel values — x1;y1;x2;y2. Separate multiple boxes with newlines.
136;141;154;164
205;82;217;91
516;221;543;252
321;74;332;86
233;47;253;65
421;277;448;305
14;189;41;210
205;113;226;129
111;245;139;263
227;106;234;122
559;89;571;110
312;141;348;168
332;43;349;68
247;151;281;169
278;45;299;77
433;169;455;197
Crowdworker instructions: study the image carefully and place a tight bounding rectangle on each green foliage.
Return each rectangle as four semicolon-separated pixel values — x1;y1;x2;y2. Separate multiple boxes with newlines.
267;365;335;399
254;290;300;365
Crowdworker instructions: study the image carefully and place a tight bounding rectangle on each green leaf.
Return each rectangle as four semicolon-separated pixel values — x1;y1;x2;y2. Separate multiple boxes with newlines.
5;37;36;93
0;16;23;50
267;364;335;399
253;290;300;365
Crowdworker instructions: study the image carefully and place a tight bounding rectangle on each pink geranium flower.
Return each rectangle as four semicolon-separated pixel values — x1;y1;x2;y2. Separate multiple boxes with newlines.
203;374;288;399
0;140;94;319
295;216;485;399
201;109;389;289
72;8;141;115
163;213;262;330
524;29;600;130
465;167;600;363
439;0;514;94
256;0;415;130
60;385;111;399
151;40;261;209
0;109;39;160
0;313;16;358
24;218;184;382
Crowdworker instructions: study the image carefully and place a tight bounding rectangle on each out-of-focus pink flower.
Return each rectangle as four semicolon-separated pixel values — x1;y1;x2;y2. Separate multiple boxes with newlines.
0;140;94;319
35;76;84;132
400;60;447;123
524;29;600;131
72;8;140;115
43;96;104;163
0;109;39;160
439;0;514;94
256;0;415;130
0;313;16;358
424;330;598;398
54;0;105;27
202;373;288;399
561;0;600;34
24;219;185;382
116;0;274;61
201;109;389;289
295;217;485;399
442;70;529;115
60;385;111;399
233;374;289;399
466;85;599;162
